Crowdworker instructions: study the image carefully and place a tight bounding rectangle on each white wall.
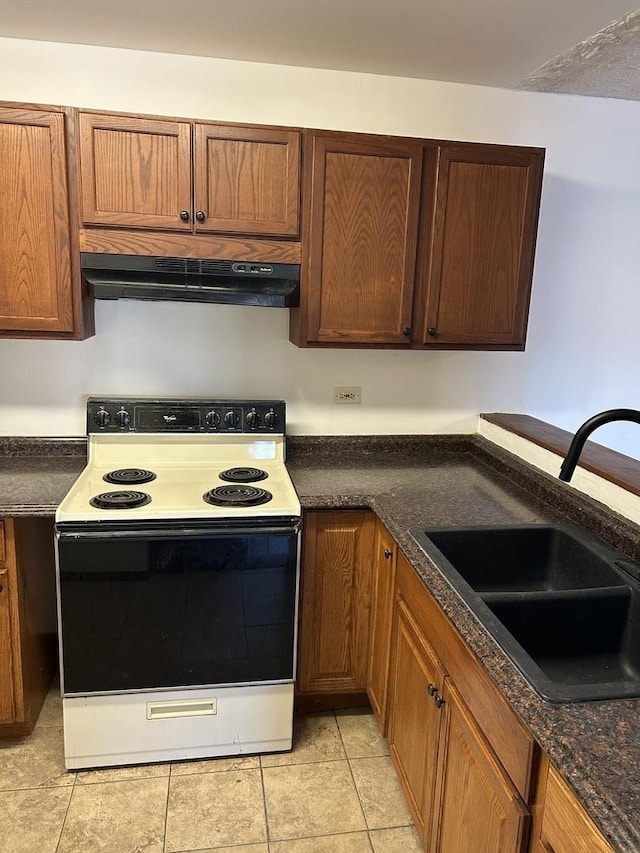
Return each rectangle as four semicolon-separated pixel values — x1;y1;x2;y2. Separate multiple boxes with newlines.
1;38;640;450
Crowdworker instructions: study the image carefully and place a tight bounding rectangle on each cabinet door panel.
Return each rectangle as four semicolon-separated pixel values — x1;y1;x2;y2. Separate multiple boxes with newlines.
367;521;397;732
0;567;15;722
306;134;422;344
388;598;446;841
431;682;530;853
540;765;614;853
298;511;374;693
0;521;17;723
79;113;192;230
0;109;74;333
195;125;300;236
422;144;543;348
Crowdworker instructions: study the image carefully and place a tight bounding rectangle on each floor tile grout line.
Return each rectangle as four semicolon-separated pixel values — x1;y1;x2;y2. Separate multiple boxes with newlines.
259;755;272;848
53;773;77;853
332;709;373;837
161;766;173;853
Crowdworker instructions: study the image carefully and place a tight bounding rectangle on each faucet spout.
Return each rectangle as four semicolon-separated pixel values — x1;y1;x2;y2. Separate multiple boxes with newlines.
559;408;640;482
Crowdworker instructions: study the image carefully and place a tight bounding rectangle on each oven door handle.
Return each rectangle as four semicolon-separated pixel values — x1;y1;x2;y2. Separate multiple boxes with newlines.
56;520;301;540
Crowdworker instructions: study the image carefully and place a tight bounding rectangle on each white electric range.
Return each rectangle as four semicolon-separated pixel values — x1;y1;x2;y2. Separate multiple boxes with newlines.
55;398;301;770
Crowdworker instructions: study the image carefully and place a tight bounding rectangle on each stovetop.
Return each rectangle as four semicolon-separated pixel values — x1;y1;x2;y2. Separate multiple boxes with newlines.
55;399;300;523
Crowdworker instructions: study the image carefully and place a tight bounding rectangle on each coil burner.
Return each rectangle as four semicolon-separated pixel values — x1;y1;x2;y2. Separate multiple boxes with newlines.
103;468;157;485
219;467;268;483
203;485;273;507
89;491;152;510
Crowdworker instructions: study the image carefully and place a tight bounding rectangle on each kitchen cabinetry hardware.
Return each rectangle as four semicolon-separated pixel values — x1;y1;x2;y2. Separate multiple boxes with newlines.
427;327;438;336
435;695;445;708
195;210;206;221
427;683;437;696
402;327;412;336
384;548;393;559
179;210;190;221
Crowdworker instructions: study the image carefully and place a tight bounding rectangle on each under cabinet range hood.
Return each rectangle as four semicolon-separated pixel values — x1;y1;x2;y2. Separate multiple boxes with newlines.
81;253;300;308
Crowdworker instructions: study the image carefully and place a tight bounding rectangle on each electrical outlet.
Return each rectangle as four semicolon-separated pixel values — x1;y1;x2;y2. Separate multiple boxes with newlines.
334;386;361;404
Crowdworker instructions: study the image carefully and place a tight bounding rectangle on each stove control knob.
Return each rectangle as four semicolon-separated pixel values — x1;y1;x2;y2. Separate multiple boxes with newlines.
245;409;260;429
94;408;111;428
205;410;221;429
115;408;131;428
264;408;278;429
224;410;239;429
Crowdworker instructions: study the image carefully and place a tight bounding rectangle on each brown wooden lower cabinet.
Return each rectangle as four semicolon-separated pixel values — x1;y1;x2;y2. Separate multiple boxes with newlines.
431;680;530;853
296;510;615;852
531;755;615;853
386;550;532;852
296;510;374;705
387;597;446;843
0;518;58;736
366;519;398;732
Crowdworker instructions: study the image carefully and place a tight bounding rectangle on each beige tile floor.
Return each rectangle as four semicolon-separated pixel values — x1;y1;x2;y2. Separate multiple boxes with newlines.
0;683;422;853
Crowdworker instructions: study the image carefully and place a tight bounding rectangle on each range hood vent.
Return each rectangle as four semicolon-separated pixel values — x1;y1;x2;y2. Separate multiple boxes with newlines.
81;253;300;308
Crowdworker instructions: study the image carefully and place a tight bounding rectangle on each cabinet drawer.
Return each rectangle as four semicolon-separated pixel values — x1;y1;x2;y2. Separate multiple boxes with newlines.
396;552;536;801
541;765;614;853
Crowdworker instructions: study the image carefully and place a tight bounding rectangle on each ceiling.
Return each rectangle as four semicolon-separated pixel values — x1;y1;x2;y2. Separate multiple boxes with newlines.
2;0;640;99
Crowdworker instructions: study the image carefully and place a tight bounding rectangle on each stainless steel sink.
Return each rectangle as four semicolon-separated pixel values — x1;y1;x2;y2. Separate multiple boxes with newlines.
409;523;640;703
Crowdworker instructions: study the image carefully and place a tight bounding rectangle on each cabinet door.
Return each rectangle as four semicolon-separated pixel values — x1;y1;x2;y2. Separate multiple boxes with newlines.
367;521;397;732
297;510;374;694
194;125;300;236
0;108;75;333
539;764;614;853
78;113;192;230
430;681;530;853
304;133;423;344
0;521;17;723
420;144;544;348
387;597;446;842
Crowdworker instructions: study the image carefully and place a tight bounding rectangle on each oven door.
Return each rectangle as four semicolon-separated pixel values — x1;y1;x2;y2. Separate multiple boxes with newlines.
55;519;300;696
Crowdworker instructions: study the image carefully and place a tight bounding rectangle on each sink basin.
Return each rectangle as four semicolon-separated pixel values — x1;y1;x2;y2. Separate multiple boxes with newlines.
422;525;626;593
409;523;640;702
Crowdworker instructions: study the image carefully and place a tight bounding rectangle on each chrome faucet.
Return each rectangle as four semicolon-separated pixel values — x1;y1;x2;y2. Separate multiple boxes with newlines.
559;408;640;482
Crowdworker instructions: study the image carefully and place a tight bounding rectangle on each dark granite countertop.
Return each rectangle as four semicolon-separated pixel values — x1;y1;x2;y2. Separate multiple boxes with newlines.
286;435;640;853
0;439;86;516
1;433;639;850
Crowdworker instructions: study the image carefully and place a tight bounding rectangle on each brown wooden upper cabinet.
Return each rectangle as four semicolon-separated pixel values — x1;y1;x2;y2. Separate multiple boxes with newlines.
78;113;301;237
0;106;90;339
292;131;423;345
290;132;544;350
417;143;544;349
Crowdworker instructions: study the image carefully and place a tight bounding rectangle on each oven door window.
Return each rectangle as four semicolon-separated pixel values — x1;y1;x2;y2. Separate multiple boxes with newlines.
57;531;299;694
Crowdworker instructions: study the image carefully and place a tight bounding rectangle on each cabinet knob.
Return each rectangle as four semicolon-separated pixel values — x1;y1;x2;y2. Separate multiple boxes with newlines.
179;210;190;221
427;683;437;696
402;327;411;337
195;210;206;222
384;548;393;560
435;696;446;709
427;327;438;337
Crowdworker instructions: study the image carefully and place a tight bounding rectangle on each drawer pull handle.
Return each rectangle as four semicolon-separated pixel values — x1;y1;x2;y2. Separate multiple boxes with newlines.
427;683;437;696
435;696;445;709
